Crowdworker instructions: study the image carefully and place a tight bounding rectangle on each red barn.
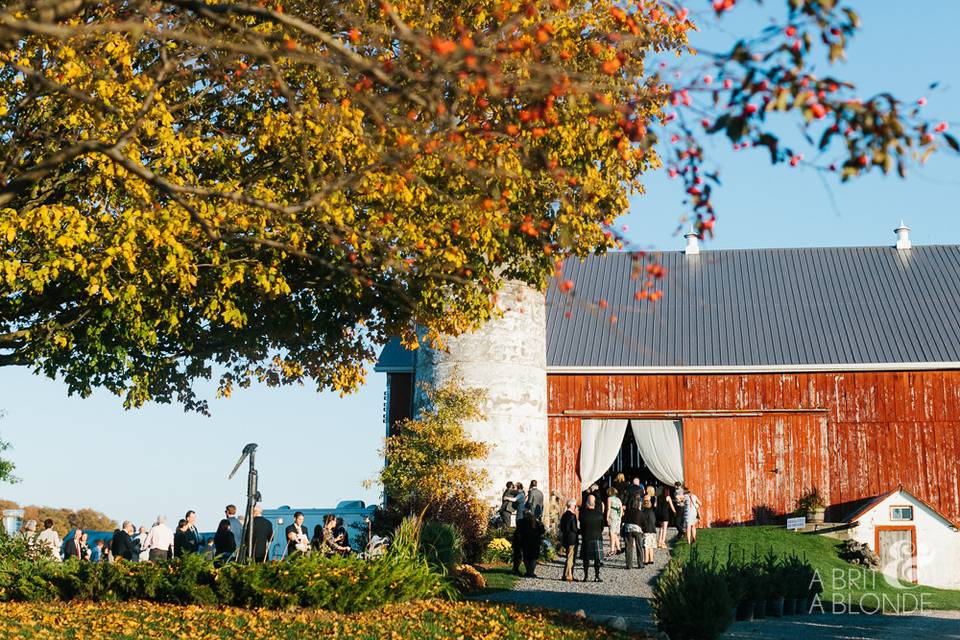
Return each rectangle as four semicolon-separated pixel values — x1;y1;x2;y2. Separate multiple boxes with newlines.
378;230;960;527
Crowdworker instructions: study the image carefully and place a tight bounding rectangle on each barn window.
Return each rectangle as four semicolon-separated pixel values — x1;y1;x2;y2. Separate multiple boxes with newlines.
889;505;914;521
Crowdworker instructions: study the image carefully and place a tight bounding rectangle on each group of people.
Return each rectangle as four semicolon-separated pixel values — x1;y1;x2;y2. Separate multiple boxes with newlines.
499;475;702;583
280;511;351;559
499;480;547;578
497;479;545;527
16;503;355;565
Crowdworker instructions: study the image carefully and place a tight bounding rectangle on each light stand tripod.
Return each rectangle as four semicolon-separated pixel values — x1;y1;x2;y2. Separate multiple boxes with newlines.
227;443;260;563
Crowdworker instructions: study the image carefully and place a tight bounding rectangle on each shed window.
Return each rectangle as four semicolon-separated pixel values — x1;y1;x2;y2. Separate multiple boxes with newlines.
889;506;913;521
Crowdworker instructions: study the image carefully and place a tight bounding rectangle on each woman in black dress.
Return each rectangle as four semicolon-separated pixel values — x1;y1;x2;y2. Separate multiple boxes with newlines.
656;486;675;549
173;519;189;558
213;518;236;564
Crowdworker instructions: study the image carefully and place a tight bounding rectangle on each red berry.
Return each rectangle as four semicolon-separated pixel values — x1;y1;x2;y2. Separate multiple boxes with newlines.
784;26;797;37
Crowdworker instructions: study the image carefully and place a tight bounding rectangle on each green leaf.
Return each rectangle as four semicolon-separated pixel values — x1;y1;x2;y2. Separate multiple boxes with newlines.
708;114;730;134
944;133;960;152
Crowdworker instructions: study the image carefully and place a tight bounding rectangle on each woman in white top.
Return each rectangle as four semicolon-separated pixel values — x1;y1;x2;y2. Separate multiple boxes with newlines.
35;519;62;562
684;487;701;544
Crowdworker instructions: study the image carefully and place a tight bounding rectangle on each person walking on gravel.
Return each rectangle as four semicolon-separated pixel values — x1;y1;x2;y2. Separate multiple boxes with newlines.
640;497;658;565
656;487;674;549
559;500;579;582
579;495;604;582
606;487;623;556
622;494;644;570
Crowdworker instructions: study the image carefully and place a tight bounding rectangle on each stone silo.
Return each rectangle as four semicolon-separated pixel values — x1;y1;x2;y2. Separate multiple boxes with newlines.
413;280;549;509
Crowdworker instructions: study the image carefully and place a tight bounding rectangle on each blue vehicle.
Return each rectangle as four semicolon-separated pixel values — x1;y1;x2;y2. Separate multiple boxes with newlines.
261;500;377;560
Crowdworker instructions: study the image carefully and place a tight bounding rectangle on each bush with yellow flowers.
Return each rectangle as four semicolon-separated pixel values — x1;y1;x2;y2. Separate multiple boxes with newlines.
0;548;453;613
482;538;514;564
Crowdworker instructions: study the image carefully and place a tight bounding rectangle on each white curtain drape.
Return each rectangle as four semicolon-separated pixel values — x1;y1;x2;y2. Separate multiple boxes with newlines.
631;420;684;485
579;419;628;490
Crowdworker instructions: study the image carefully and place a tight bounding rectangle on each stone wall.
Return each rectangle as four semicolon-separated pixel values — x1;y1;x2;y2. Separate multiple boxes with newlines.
414;280;549;509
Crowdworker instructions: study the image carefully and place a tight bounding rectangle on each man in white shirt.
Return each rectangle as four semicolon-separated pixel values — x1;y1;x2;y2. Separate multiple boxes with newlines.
144;515;174;561
35;519;62;562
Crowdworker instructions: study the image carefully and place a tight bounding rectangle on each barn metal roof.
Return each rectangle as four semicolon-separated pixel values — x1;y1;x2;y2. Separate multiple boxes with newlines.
547;245;960;370
375;244;960;372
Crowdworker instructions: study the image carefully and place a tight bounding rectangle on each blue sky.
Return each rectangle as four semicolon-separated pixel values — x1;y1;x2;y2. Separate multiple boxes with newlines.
2;2;959;531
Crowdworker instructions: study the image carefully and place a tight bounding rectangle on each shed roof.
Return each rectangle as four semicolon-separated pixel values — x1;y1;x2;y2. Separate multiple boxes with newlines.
842;485;959;529
376;244;960;372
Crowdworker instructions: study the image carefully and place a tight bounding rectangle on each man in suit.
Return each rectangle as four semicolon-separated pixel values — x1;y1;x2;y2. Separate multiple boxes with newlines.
527;480;545;521
182;510;202;554
284;511;309;558
251;504;274;562
64;528;84;561
225;505;244;548
110;521;136;561
559;500;579;581
499;482;516;527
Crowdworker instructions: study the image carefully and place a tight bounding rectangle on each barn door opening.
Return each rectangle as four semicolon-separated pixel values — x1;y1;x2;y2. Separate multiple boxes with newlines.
580;419;683;494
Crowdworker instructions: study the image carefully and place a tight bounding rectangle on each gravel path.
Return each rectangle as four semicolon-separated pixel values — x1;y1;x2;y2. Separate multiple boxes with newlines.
480;531;678;634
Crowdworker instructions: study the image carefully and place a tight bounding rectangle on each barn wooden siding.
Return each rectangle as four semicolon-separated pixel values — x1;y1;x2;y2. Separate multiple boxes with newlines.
547;371;960;526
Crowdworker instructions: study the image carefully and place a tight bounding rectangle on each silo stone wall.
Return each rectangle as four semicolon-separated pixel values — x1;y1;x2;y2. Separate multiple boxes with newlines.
414;280;549;510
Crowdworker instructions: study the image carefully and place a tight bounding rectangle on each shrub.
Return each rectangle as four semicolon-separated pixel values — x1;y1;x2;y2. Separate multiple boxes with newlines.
419;521;464;575
370;379;490;563
653;555;734;640
451;564;486;594
0;548;452;613
540;539;557;563
762;548;786;598
482;538;513;564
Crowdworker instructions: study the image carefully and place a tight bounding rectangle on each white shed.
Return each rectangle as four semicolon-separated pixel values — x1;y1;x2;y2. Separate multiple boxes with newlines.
845;485;960;589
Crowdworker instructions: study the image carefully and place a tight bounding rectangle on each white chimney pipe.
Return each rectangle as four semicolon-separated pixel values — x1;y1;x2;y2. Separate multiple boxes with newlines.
895;221;911;250
684;229;700;255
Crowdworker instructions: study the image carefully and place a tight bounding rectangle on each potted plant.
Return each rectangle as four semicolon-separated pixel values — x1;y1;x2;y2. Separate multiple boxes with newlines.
746;551;767;620
780;554;806;615
797;487;827;524
727;562;754;622
763;549;786;617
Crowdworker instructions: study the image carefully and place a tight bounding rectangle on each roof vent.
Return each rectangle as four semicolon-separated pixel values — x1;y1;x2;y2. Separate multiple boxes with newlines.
684;229;700;255
895;221;912;250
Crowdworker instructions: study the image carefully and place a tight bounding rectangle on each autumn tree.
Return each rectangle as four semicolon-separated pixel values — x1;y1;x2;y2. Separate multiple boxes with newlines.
0;499;116;535
0;0;953;411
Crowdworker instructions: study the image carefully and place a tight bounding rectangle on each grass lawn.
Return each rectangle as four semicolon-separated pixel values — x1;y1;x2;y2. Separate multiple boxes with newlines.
476;562;521;595
674;525;960;612
0;599;637;639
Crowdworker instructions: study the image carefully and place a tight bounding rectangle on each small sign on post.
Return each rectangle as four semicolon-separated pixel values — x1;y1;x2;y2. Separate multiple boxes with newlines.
786;516;807;531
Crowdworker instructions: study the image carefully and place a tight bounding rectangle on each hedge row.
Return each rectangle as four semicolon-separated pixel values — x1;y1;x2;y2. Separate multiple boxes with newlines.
0;552;453;613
